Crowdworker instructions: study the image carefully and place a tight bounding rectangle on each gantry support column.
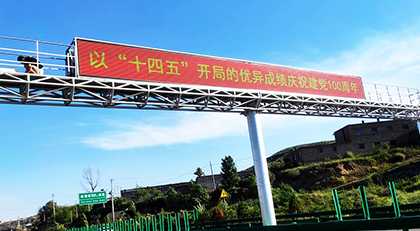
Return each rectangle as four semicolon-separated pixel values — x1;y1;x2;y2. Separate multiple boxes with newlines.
244;110;277;226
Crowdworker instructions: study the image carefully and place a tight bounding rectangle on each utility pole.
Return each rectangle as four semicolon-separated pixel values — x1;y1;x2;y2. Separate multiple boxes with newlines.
75;201;78;218
210;161;216;189
110;179;115;222
102;189;106;208
52;194;56;219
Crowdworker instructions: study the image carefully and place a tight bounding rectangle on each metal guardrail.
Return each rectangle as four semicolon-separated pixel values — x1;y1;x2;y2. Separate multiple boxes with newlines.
67;211;193;231
203;216;420;231
63;202;420;231
198;183;420;231
64;202;420;231
65;183;420;231
198;203;420;229
206;184;417;230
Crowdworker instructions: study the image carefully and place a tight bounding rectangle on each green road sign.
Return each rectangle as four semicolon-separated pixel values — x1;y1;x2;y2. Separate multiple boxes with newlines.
79;191;107;205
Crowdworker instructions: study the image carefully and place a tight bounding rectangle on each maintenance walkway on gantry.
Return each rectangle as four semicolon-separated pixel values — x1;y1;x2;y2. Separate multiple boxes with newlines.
0;36;419;119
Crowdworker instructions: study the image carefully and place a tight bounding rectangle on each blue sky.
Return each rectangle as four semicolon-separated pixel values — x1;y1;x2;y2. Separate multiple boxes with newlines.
2;0;420;222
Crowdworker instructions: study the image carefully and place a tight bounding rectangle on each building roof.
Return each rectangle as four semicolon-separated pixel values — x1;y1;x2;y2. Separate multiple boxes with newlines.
334;119;415;133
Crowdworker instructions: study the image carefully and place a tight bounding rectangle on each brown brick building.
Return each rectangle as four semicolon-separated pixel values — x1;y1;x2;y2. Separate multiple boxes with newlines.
284;119;420;165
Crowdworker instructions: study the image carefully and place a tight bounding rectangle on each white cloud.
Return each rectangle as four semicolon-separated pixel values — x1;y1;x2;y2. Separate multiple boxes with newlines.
83;112;251;150
305;29;420;87
82;110;344;151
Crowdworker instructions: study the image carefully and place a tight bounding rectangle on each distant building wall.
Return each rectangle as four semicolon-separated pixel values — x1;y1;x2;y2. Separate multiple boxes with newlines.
195;171;253;191
121;181;191;202
334;127;348;144
288;143;355;165
285;120;420;165
338;120;419;151
121;171;254;201
121;189;137;202
195;174;222;191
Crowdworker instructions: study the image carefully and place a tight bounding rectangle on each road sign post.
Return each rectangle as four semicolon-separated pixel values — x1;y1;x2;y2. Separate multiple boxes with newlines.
79;192;107;205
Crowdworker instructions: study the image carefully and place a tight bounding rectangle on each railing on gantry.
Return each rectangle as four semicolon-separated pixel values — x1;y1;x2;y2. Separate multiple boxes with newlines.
0;35;75;77
363;82;420;105
0;35;419;107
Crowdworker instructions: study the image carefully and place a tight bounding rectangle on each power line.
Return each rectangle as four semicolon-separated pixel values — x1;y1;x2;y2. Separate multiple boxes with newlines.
113;175;175;180
156;171;196;185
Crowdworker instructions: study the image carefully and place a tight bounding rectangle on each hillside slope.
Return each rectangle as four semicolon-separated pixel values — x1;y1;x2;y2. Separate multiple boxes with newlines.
269;146;420;190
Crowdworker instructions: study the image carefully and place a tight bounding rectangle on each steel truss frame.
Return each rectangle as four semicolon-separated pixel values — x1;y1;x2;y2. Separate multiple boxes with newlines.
1;72;420;120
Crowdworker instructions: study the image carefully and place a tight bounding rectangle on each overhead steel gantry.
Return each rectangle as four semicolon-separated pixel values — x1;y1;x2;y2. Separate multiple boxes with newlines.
1;35;419;119
2;35;420;226
0;71;420;120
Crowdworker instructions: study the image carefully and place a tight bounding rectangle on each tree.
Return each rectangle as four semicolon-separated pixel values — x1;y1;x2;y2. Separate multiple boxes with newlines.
165;187;185;211
45;222;66;231
73;213;88;228
272;183;295;206
80;167;101;192
135;187;150;202
189;180;209;205
38;201;56;219
244;174;258;199
288;193;302;214
194;167;205;177
149;188;164;199
269;171;276;186
220;156;240;193
32;201;58;231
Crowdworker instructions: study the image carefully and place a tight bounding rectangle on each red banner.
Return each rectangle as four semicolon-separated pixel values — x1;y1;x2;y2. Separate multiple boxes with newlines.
76;38;365;99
